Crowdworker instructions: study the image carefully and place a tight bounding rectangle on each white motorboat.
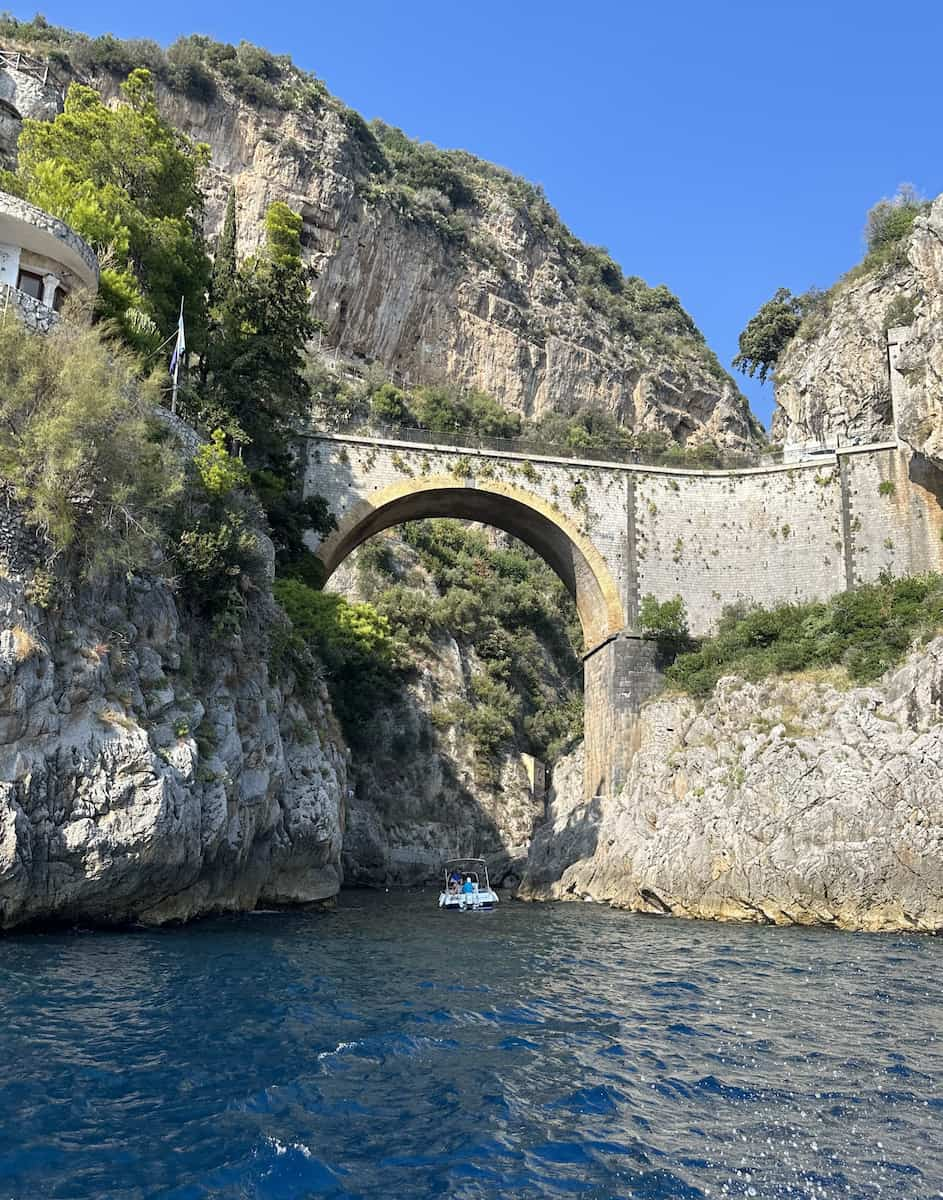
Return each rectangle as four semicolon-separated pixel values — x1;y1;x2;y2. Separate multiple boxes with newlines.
438;858;499;911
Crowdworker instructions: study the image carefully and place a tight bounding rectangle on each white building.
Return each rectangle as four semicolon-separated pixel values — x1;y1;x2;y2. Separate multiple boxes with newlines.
0;187;98;329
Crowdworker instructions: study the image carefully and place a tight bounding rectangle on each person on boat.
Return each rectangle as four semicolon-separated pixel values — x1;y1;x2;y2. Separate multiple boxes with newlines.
448;870;461;894
461;876;475;895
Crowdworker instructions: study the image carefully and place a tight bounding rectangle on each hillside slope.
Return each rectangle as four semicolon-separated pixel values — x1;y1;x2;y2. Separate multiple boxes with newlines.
0;20;759;448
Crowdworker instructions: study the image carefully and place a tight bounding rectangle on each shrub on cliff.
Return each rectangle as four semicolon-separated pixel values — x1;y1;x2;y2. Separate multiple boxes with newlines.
665;573;943;697
639;594;690;642
272;577;406;741
864;184;927;266
0;305;181;576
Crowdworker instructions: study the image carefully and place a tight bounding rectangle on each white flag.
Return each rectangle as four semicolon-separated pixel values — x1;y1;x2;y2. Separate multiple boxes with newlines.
169;298;185;376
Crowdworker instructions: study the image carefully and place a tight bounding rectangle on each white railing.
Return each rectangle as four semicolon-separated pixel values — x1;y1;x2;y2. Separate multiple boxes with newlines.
0;48;50;86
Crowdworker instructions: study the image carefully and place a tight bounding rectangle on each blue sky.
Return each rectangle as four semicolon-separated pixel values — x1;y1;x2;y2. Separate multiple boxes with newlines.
17;0;943;427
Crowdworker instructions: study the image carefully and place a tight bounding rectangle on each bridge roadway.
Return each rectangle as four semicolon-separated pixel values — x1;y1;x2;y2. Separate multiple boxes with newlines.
303;428;943;797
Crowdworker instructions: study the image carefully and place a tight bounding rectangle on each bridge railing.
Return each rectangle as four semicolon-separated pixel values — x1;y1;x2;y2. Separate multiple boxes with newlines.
308;418;899;470
308;417;771;469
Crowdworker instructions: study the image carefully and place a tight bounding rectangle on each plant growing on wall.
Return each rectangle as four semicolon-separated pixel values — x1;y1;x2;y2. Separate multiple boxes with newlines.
638;594;689;642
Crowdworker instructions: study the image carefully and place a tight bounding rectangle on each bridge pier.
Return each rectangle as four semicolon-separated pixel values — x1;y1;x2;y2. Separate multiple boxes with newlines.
582;632;664;800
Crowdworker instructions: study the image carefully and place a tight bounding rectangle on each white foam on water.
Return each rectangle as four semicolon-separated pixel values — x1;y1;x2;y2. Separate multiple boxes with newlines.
316;1040;359;1061
266;1136;314;1159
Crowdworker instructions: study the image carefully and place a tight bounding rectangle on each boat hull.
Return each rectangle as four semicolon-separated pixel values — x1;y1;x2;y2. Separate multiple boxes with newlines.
438;890;499;911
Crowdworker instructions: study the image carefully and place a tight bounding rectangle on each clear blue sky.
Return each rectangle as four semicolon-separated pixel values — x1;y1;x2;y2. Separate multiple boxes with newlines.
17;0;943;427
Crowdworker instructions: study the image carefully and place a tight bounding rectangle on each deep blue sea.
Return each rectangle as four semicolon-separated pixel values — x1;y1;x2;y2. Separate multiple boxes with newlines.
0;892;941;1200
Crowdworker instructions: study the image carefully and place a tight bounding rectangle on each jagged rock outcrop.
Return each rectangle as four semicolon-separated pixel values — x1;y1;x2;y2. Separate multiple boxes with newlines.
0;47;757;448
772;195;943;460
521;641;943;932
893;197;943;464
0;565;348;928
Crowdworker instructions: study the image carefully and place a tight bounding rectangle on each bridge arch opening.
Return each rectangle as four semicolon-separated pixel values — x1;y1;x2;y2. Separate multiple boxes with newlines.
315;476;626;651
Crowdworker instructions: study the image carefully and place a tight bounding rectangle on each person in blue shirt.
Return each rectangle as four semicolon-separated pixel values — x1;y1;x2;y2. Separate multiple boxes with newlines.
461;876;475;895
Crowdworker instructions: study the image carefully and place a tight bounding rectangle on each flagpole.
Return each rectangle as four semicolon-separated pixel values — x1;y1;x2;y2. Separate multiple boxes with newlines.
171;297;184;415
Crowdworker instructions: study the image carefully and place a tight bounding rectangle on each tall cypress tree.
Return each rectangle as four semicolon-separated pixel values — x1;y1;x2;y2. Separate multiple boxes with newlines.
204;201;314;464
211;186;238;306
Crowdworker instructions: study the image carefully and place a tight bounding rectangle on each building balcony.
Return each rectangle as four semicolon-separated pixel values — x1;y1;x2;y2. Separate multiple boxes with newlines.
0;188;98;318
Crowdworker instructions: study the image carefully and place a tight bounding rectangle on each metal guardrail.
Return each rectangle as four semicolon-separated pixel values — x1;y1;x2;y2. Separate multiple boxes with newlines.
307;417;899;471
307;418;767;469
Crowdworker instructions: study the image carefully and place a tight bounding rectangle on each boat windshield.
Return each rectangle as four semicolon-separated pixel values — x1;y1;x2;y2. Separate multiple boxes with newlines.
442;859;490;890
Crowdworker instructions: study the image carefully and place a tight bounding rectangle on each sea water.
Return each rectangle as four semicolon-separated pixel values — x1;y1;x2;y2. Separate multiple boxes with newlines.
0;891;940;1199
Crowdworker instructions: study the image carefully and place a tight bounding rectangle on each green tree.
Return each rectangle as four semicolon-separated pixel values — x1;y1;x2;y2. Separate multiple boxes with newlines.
11;69;211;353
203;201;314;462
732;288;803;383
370;381;412;425
211;186;238;305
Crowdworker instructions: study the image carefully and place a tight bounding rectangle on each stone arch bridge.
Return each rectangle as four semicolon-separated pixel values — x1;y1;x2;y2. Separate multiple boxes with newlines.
304;430;943;798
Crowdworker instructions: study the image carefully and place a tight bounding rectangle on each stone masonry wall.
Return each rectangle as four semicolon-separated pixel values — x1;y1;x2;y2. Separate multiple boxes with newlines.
0;189;98;283
305;435;635;638
307;436;943;640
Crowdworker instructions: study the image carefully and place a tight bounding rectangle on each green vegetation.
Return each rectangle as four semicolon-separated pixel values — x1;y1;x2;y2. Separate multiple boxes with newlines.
0;16;328;111
272;577;405;743
878;480;896;497
733;288;806;384
3;69;210;353
862;184;927;274
639;594;689;642
201;200;314;461
0;304;181;577
666;574;943;697
356;521;583;768
0;61;334;639
361;377;522;439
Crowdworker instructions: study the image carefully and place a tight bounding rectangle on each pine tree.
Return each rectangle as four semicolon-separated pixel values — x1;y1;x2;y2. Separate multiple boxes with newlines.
11;69;211;355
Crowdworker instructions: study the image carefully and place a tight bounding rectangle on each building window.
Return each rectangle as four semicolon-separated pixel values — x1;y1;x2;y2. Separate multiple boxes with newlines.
53;286;67;312
16;269;43;301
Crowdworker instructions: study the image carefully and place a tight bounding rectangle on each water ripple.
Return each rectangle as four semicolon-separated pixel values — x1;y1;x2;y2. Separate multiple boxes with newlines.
0;893;941;1198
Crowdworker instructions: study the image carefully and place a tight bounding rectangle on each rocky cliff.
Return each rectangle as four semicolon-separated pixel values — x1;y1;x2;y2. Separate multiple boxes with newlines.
772;194;943;462
330;532;567;890
522;641;943;932
0;34;757;448
0;542;348;929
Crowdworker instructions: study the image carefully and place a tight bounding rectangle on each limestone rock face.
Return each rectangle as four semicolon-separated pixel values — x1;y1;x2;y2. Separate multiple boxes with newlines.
771;270;906;447
0;572;347;928
892;198;943;464
521;641;943;932
71;71;758;448
772;195;943;463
